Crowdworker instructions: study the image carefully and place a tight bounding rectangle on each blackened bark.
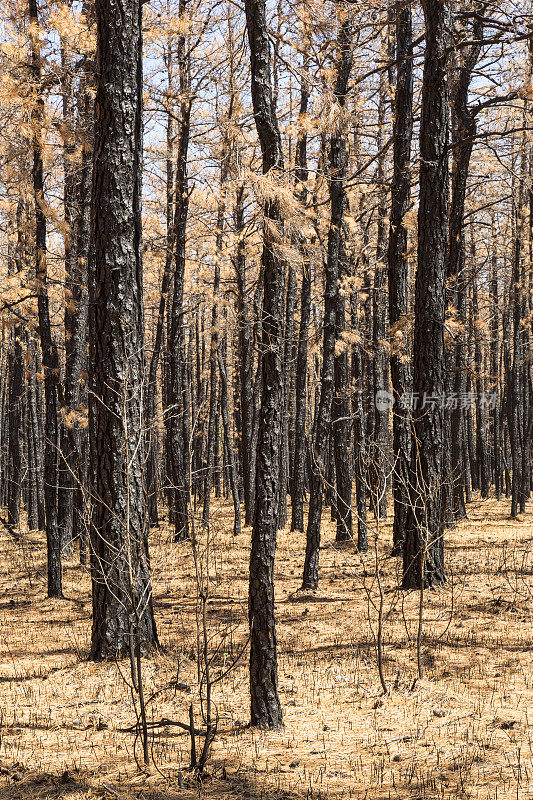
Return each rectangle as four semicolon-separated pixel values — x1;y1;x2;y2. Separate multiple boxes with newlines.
244;0;284;729
147;63;176;527
508;201;524;518
234;184;255;526
333;238;353;542
464;304;477;496
291;262;311;533
29;0;62;598
302;17;354;589
59;68;92;553
203;171;226;525
217;347;241;537
7;200;26;530
89;0;157;658
166;0;191;541
402;0;451;590
350;289;368;552
26;335;45;531
445;8;482;522
472;266;490;498
7;331;23;530
278;262;295;528
489;232;501;498
370;65;390;521
57;43;77;553
291;58;311;533
387;0;413;553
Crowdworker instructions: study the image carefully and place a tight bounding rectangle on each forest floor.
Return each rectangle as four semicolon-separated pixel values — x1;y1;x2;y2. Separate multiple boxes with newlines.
0;495;531;800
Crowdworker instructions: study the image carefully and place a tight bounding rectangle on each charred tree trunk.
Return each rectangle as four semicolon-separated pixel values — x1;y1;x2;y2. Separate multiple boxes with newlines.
387;0;413;553
235;184;255;526
402;0;451;590
244;0;284;730
166;0;191;541
59;67;92;555
472;264;490;498
29;0;63;598
370;64;390;521
333;237;353;542
445;9;482;522
508;201;524;518
217;347;241;537
302;17;354;590
203;159;227;525
490;230;501;499
89;0;157;658
291;57;311;533
6;200;26;531
57;44;77;554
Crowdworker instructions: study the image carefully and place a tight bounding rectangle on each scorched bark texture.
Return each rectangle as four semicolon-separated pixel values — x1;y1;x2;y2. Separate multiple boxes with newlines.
89;0;157;659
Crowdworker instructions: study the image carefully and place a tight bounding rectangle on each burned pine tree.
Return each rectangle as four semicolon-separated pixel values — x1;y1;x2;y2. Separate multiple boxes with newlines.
244;0;285;729
89;0;157;658
402;0;452;590
302;14;354;589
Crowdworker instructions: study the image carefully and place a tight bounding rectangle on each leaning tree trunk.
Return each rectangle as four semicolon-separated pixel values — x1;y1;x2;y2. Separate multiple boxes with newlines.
402;0;451;590
244;0;284;730
302;16;354;590
89;0;157;658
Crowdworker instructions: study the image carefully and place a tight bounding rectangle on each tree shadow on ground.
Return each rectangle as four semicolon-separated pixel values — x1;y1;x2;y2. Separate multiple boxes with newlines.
0;763;312;800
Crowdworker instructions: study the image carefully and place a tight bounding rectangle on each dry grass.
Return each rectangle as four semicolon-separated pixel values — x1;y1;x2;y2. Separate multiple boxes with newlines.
0;494;532;800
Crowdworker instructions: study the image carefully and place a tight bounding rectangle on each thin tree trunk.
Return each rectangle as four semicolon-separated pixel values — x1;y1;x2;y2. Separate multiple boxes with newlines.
302;16;354;590
166;0;192;541
234;184;255;526
217;348;241;537
333;236;353;542
473;263;490;498
370;62;390;521
291;55;311;533
388;0;413;553
490;229;501;499
29;0;63;598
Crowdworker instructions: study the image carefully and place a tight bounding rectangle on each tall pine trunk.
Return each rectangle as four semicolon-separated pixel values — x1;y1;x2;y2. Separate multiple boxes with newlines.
302;16;354;590
387;0;413;553
89;0;157;658
244;0;285;729
402;0;451;590
29;0;63;598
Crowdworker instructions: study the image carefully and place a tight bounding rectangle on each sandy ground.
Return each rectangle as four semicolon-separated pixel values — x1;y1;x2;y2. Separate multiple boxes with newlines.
0;493;531;800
